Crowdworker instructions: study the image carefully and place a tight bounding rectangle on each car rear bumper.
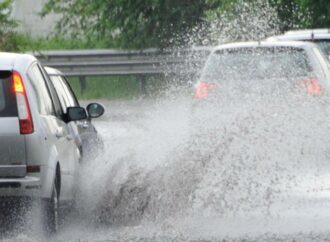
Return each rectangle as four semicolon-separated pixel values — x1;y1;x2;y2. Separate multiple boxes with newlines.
0;176;41;197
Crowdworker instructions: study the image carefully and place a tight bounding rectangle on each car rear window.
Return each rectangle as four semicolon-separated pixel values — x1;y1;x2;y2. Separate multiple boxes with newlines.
0;71;18;117
201;47;313;83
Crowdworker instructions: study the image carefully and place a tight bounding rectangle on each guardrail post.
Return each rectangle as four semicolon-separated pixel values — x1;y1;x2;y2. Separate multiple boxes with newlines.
79;76;86;96
139;75;147;96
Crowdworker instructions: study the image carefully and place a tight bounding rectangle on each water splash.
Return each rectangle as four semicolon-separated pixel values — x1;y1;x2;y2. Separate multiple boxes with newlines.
70;1;330;239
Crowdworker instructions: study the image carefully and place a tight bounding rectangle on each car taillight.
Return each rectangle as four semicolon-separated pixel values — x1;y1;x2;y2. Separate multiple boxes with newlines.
194;81;217;99
297;78;322;96
12;71;34;134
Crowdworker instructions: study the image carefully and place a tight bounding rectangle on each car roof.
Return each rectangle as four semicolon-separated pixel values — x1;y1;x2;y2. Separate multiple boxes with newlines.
0;52;36;71
267;29;330;41
44;66;64;76
285;28;330;36
213;41;315;51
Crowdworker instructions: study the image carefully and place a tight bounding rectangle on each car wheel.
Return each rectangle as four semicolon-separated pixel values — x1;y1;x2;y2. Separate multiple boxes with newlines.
42;176;59;234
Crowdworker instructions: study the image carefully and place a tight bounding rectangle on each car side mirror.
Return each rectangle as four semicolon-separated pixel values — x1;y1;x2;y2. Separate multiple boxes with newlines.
86;103;105;119
67;107;87;122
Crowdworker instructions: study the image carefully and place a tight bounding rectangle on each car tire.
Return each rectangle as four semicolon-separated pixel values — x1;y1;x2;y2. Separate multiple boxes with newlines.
42;176;59;234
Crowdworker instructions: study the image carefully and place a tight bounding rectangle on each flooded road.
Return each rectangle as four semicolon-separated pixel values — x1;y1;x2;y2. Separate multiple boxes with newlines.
4;97;330;241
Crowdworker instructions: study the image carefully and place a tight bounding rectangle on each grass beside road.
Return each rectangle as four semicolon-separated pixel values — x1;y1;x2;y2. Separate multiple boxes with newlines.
67;76;141;100
65;74;190;102
66;75;178;100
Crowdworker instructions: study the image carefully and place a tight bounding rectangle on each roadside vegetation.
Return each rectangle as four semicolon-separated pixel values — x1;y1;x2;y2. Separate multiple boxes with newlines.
1;0;330;99
69;76;141;100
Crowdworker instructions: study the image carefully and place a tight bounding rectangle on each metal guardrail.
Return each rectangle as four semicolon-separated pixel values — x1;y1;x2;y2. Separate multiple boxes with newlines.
33;47;212;77
33;47;212;95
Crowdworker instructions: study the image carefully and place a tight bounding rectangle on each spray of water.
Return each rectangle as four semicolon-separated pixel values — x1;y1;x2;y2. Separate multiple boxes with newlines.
3;1;328;241
69;89;330;241
71;0;330;239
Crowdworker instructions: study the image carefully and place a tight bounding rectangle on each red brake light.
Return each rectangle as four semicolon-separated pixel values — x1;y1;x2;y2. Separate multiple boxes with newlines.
194;81;217;99
12;71;34;134
297;78;322;96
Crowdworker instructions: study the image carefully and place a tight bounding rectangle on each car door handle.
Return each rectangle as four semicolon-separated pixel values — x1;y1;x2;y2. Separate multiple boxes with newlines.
55;128;65;139
66;135;73;141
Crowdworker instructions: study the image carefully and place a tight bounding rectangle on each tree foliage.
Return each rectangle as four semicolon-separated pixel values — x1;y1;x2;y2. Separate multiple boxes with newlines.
298;0;330;28
0;0;18;51
41;0;330;49
270;0;330;31
269;0;310;31
42;0;218;49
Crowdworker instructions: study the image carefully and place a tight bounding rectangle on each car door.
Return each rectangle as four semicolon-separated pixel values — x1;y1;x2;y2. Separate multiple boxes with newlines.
48;75;83;154
60;76;103;158
28;64;78;201
51;75;100;157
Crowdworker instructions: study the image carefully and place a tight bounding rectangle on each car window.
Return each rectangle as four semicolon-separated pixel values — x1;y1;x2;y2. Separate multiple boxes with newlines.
0;71;17;117
28;64;55;116
58;76;79;107
38;65;64;119
50;75;71;113
202;47;313;83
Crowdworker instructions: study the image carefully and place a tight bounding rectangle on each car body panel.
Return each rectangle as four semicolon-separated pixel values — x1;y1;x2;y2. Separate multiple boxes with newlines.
0;118;26;177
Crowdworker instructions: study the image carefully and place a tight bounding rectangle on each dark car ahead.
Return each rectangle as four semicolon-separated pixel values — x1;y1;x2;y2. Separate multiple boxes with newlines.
45;67;104;161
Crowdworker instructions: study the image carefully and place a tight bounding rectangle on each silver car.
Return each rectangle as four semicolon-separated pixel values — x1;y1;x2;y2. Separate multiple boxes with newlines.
0;52;89;233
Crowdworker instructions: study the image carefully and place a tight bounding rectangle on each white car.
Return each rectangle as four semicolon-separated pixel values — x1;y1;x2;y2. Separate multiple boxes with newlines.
0;52;92;233
267;29;330;59
194;41;330;101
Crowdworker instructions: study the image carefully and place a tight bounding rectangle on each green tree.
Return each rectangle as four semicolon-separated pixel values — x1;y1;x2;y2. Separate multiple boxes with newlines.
269;0;330;31
269;0;311;31
42;0;218;49
0;0;18;51
298;0;330;28
41;0;330;49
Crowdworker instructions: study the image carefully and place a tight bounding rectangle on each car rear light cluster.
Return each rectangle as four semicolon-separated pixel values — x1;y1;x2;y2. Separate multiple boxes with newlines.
194;81;217;99
12;71;34;134
297;78;322;96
